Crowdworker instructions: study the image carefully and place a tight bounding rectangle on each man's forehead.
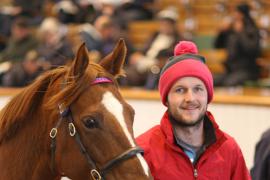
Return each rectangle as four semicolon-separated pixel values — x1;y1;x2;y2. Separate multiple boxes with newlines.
173;77;206;87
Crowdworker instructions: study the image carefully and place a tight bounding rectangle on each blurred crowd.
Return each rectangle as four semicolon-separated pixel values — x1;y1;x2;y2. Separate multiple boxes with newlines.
0;0;269;88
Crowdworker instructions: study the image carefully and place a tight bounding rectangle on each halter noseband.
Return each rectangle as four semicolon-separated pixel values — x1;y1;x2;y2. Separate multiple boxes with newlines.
49;77;143;180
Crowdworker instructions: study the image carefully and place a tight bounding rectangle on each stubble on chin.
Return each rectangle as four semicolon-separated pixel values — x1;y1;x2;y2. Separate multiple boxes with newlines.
167;108;205;128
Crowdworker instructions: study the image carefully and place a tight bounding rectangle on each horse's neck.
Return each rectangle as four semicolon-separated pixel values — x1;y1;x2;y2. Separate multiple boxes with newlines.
0;114;56;180
0;144;57;180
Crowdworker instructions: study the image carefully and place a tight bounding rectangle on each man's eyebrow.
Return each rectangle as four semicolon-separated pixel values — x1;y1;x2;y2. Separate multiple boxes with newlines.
195;84;204;87
193;84;206;89
173;84;185;88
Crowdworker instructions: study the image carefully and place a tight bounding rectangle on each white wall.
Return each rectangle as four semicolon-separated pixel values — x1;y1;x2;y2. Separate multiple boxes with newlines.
129;99;270;170
0;96;10;109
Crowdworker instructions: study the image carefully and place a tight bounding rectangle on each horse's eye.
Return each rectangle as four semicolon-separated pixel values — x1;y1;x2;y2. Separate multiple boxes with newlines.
83;118;99;129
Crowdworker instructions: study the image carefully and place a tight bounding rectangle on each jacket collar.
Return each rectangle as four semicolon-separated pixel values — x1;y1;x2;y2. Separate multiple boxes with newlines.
160;111;223;145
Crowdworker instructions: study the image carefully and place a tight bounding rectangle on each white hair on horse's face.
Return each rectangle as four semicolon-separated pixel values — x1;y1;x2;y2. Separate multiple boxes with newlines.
102;91;149;176
102;91;135;146
61;177;71;180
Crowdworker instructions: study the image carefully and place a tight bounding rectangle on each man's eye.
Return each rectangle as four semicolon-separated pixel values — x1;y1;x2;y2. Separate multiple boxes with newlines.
176;88;184;93
194;87;205;93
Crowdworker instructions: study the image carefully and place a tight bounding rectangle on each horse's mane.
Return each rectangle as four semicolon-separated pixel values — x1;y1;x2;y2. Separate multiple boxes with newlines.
0;63;106;144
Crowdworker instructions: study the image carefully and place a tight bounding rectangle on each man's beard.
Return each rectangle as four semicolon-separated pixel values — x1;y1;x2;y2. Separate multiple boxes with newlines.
168;108;205;128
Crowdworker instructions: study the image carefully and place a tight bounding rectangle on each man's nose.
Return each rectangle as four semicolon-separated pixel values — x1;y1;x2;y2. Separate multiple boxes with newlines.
184;89;195;101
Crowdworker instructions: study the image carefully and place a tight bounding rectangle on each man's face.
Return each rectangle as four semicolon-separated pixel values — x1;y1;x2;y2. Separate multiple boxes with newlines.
12;25;29;41
167;77;208;127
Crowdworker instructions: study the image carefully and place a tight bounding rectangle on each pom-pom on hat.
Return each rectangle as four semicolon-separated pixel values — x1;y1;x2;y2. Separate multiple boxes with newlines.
158;41;213;106
174;40;198;55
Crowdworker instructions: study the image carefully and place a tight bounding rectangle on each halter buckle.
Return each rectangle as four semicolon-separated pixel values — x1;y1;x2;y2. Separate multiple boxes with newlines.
68;122;76;136
90;169;102;180
50;128;58;138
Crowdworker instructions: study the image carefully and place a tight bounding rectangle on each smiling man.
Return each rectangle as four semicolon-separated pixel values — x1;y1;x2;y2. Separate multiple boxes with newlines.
136;41;251;180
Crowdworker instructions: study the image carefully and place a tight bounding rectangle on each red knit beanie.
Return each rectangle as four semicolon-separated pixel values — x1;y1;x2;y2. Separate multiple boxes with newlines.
158;41;213;106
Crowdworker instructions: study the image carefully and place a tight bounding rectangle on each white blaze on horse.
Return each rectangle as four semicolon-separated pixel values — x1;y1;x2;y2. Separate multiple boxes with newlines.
0;39;153;180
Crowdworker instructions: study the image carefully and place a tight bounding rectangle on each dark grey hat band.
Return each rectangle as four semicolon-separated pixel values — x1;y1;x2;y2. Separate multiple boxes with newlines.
160;53;206;75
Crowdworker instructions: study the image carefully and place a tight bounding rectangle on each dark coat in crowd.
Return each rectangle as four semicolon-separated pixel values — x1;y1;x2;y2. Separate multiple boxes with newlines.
251;128;270;180
37;38;74;68
214;3;262;86
0;35;38;63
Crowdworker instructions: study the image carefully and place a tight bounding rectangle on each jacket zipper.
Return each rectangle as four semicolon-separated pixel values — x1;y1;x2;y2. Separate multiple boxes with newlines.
193;168;198;179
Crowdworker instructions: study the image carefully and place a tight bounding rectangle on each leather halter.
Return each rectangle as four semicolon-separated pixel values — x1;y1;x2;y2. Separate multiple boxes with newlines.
49;77;144;180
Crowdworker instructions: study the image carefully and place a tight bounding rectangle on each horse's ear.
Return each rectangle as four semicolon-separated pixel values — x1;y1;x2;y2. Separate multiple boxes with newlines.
70;43;89;77
99;38;127;77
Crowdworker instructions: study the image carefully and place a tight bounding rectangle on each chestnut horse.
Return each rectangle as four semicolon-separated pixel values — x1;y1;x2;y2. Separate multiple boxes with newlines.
0;39;153;180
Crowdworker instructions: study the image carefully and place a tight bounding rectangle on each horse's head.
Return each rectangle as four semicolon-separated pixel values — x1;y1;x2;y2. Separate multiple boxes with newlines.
46;39;152;180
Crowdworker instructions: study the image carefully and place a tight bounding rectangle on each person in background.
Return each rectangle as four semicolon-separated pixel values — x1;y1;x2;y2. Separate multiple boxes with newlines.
0;0;45;41
6;0;44;23
122;7;182;88
213;2;261;86
136;41;251;179
79;15;134;61
0;16;39;84
1;50;42;87
0;16;38;64
36;17;74;70
79;15;115;57
53;0;96;24
250;128;270;180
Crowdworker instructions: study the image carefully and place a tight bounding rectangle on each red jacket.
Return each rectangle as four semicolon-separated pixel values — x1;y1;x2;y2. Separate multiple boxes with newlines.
136;111;251;180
